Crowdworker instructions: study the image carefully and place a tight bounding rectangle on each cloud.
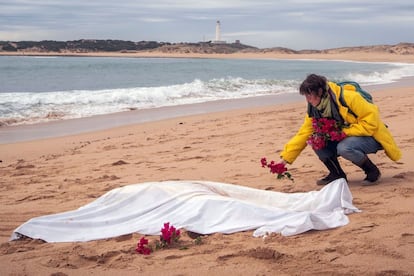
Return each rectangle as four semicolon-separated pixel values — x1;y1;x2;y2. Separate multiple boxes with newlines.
0;0;412;49
0;27;61;41
139;17;173;23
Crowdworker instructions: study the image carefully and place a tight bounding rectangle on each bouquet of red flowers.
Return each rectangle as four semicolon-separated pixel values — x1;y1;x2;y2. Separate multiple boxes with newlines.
159;222;181;248
136;222;181;255
261;157;293;181
307;117;346;150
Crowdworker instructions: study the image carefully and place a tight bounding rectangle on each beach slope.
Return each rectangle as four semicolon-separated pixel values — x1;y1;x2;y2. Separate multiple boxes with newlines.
0;84;413;275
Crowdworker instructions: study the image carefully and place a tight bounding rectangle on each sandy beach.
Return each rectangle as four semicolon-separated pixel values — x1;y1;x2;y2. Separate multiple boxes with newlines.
1;52;414;275
3;49;414;63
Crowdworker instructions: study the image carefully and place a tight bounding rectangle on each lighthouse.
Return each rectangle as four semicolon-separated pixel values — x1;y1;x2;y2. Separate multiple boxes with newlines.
215;20;221;41
213;20;226;44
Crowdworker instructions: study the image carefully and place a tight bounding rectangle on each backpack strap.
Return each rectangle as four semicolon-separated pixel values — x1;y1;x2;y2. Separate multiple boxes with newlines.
328;88;344;125
338;84;358;118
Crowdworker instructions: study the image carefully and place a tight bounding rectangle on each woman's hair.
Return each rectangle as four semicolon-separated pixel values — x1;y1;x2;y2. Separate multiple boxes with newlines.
299;74;327;96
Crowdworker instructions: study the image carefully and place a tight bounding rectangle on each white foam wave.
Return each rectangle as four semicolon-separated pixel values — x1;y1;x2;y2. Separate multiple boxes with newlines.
344;63;414;85
0;77;298;126
2;61;414;127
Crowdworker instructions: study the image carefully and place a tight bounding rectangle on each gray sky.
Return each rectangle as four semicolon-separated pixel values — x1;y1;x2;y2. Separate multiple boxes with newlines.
1;0;413;50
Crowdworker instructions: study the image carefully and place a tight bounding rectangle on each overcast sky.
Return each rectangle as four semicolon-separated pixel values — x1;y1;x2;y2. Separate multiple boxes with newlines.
1;0;413;50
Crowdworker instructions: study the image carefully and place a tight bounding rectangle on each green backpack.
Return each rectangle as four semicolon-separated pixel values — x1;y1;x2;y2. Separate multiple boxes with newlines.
336;81;373;117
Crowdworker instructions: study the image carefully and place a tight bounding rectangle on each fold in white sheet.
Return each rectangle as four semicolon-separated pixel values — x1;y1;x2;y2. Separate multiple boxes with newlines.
11;179;359;242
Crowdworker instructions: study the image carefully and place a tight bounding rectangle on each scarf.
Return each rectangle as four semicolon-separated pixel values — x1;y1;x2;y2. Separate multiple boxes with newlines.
316;92;332;118
307;89;344;125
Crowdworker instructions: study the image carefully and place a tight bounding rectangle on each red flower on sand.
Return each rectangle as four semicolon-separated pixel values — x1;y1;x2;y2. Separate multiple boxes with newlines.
136;237;151;255
261;157;293;181
136;222;182;255
160;222;181;246
307;118;346;150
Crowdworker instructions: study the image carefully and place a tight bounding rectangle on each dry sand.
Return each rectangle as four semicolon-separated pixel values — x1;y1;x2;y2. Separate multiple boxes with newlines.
3;49;414;63
0;53;414;275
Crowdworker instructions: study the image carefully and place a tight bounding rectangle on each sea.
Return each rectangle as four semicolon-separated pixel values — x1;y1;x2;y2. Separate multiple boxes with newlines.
1;55;414;128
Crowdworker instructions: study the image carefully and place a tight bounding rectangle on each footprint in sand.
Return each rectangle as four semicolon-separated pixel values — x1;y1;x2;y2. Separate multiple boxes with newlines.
392;171;414;180
244;247;286;260
111;160;128;166
15;164;35;170
346;223;378;234
399;233;414;245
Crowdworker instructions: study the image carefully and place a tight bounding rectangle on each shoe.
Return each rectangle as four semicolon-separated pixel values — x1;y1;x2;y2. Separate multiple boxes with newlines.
362;172;381;186
316;173;347;186
359;157;381;185
316;157;347;185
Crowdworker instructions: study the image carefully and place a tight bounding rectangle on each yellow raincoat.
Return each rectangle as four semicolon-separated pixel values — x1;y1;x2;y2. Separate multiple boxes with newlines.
280;82;402;164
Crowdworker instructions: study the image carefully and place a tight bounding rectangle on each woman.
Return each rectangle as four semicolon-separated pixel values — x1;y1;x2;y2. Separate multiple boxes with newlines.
280;74;401;185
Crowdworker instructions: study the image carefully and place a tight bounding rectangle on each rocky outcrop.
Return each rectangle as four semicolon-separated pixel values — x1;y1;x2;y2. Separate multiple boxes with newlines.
0;40;256;54
150;42;257;54
0;39;169;52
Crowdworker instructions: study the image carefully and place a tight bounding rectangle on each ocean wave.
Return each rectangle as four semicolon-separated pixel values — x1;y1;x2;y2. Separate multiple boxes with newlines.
0;77;299;126
1;60;413;127
342;63;414;85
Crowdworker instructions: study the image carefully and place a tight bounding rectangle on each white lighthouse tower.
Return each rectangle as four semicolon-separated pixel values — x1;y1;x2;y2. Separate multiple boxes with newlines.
213;20;226;44
215;20;221;41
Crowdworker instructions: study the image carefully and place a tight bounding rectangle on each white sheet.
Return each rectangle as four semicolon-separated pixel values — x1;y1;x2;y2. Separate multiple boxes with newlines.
11;179;359;242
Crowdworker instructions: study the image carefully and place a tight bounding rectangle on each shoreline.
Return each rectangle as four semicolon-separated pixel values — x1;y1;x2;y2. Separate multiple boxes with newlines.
1;50;414;63
0;93;302;144
2;50;413;144
2;76;414;145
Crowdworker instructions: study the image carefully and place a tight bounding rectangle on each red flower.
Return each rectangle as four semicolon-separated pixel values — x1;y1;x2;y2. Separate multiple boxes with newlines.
136;223;182;255
268;161;287;174
260;157;267;168
136;237;152;255
307;133;326;150
329;130;347;142
160;222;181;247
261;157;293;181
307;118;346;150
